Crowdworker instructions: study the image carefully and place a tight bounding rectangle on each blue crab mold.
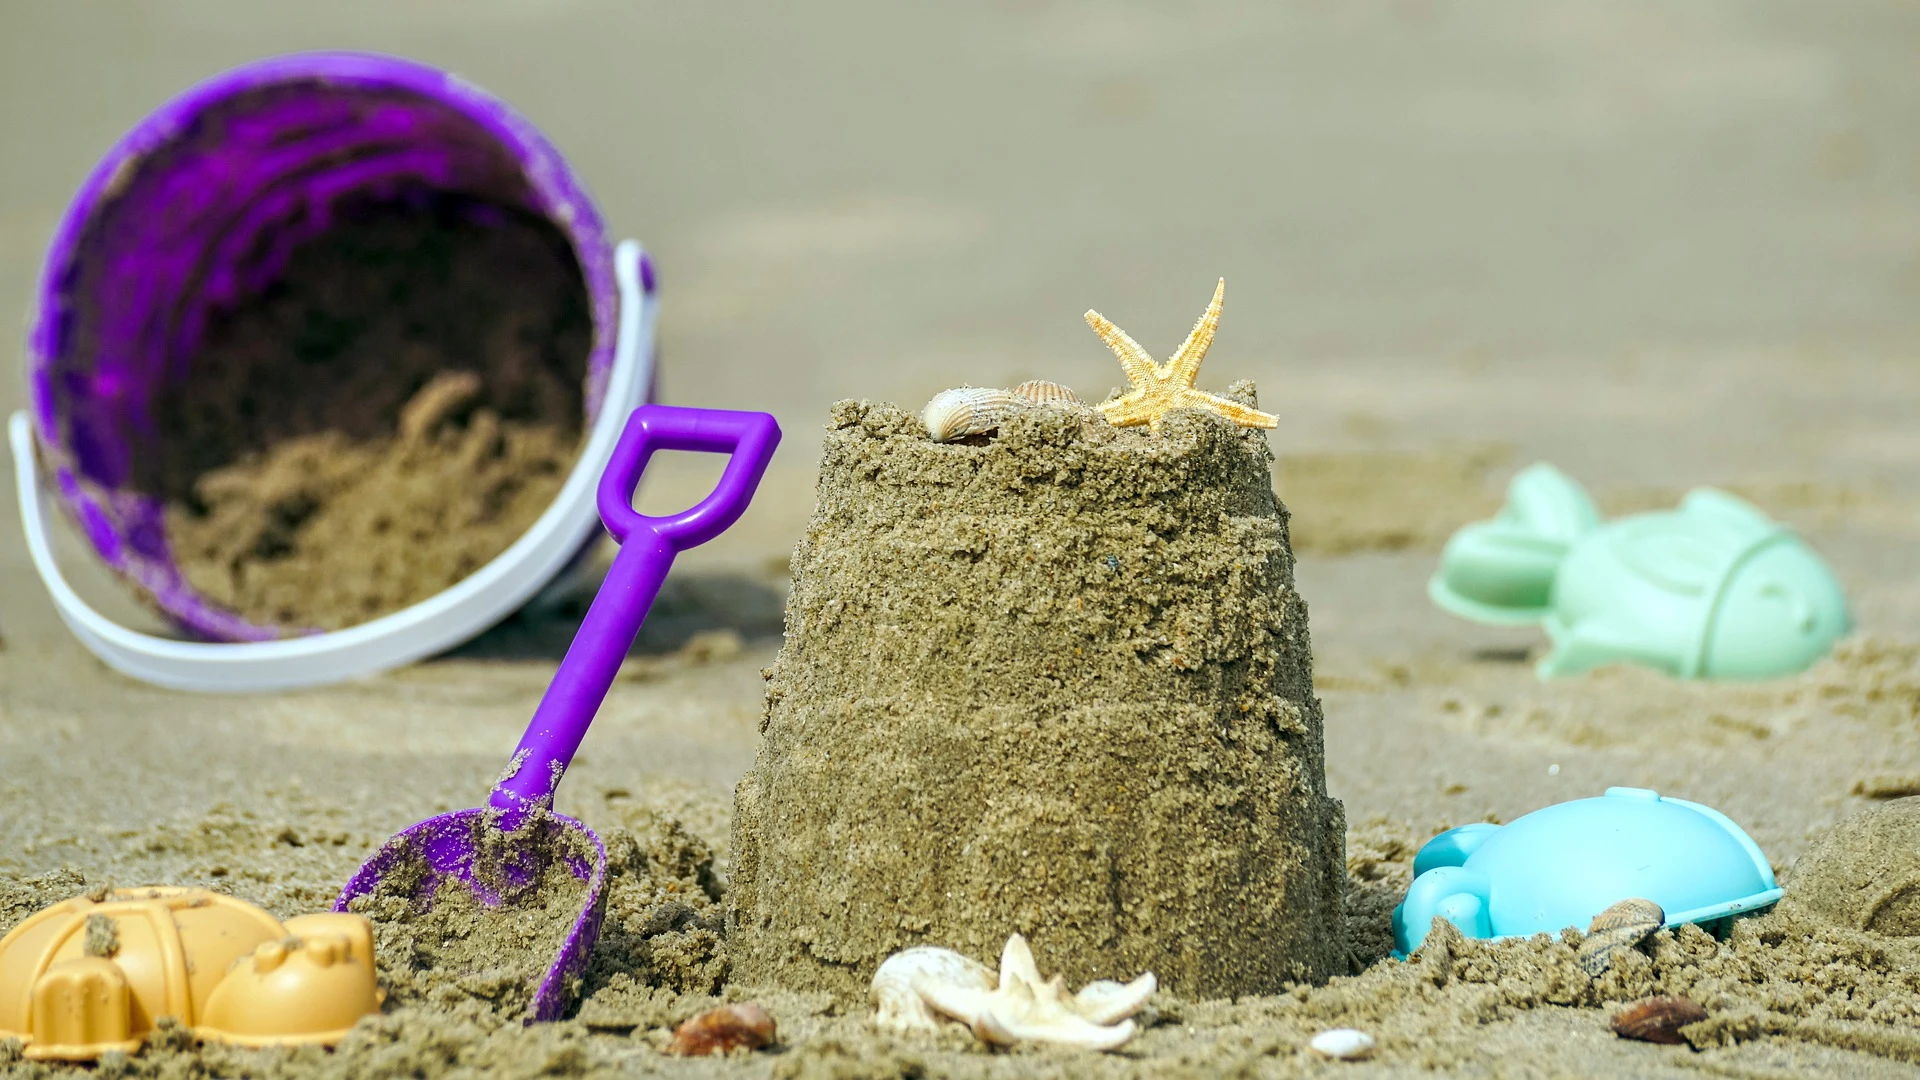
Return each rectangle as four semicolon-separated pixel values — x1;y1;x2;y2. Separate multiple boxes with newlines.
1392;787;1783;956
1428;463;1851;680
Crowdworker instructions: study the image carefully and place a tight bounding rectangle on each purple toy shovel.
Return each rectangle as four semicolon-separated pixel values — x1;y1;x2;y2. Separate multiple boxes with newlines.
335;404;781;1021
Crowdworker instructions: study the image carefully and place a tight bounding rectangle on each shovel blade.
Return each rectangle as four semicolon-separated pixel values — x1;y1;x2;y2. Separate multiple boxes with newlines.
335;808;607;1022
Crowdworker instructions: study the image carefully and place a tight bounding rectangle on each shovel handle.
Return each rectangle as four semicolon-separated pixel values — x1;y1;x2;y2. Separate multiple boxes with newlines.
596;406;782;549
490;405;781;818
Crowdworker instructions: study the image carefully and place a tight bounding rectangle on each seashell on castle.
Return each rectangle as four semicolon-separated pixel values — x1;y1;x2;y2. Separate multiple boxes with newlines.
919;278;1277;442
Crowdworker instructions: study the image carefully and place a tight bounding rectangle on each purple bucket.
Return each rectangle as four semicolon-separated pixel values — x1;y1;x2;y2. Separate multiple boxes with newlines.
25;51;620;642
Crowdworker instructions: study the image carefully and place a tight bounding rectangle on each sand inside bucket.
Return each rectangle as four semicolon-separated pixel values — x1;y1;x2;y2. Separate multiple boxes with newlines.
154;197;591;632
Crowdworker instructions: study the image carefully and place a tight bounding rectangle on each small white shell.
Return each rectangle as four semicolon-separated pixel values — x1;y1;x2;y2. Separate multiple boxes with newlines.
869;936;1153;1051
871;945;994;1032
1010;380;1082;407
1309;1027;1377;1060
923;387;1025;442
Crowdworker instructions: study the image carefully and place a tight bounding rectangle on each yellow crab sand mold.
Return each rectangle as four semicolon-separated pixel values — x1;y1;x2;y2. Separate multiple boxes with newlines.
0;887;381;1061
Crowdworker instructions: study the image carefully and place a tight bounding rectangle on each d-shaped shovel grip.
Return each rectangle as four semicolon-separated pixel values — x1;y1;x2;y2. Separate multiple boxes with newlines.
596;406;782;550
491;405;781;819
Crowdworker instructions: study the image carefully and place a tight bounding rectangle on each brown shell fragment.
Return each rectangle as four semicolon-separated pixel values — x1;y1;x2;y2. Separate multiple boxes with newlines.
1010;379;1082;407
1577;898;1665;975
1610;996;1708;1045
665;1002;777;1057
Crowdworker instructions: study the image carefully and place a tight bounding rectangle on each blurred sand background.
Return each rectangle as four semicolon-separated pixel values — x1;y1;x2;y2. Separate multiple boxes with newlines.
3;1;1920;1076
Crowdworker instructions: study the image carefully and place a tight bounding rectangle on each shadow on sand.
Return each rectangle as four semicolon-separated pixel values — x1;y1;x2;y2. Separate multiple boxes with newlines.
444;568;787;662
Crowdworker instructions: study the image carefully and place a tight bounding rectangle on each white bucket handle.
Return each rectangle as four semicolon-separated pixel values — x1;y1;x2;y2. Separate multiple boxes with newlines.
9;239;657;693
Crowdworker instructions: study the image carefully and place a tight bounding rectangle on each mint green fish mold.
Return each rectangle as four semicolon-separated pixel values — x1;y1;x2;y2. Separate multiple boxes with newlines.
1430;463;1852;680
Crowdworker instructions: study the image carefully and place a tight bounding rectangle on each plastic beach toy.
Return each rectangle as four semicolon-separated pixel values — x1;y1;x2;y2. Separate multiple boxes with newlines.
8;51;657;692
335;404;781;1023
0;887;380;1061
1392;787;1783;955
1429;463;1851;679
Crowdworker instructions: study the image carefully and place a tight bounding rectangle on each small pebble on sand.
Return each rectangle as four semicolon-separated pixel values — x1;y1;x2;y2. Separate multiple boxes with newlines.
1309;1027;1377;1060
1610;996;1708;1045
666;1002;777;1056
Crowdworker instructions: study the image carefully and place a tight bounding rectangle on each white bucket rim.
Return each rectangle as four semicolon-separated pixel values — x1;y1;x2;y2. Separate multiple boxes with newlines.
9;239;656;693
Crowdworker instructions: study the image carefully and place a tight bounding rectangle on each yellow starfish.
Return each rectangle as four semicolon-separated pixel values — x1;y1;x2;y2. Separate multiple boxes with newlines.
1084;279;1278;431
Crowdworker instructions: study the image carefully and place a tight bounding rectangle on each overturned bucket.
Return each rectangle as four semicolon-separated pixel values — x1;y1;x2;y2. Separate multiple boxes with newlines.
10;51;657;692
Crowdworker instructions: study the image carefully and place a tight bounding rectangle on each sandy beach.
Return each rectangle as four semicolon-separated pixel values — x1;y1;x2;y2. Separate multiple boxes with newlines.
4;1;1920;1076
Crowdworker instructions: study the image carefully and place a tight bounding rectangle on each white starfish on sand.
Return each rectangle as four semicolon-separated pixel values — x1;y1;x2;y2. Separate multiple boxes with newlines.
870;933;1156;1051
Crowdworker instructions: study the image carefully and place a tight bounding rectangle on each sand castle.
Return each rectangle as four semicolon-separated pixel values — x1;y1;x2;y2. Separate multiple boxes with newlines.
728;286;1349;1001
1787;798;1920;937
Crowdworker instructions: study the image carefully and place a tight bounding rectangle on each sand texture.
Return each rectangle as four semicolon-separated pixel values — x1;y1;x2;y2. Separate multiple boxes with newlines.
728;393;1348;1001
10;1;1920;1075
10;792;1920;1078
348;809;598;1021
1784;798;1920;938
156;201;591;632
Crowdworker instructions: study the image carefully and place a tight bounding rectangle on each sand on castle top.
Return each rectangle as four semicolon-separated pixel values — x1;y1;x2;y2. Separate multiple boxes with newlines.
791;384;1313;701
826;379;1281;503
